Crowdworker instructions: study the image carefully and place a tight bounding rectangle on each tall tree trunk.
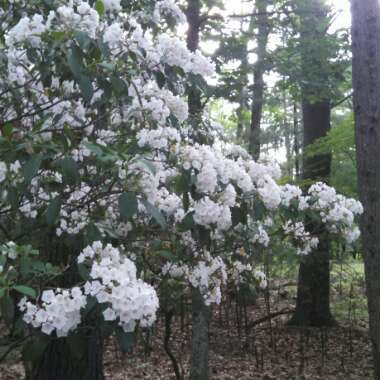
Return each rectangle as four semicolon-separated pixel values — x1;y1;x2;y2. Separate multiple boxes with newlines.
283;90;293;178
186;2;211;379
289;0;335;327
293;102;300;180
248;0;270;160
290;101;334;327
189;288;210;380
351;1;380;378
186;0;202;121
236;92;246;142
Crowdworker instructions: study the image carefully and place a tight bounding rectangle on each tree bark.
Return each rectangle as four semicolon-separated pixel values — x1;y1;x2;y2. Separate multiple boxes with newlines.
189;288;210;380
293;102;300;180
351;1;380;377
28;328;104;380
248;0;270;160
290;101;334;327
283;90;293;178
186;0;202;119
186;2;211;379
289;0;335;327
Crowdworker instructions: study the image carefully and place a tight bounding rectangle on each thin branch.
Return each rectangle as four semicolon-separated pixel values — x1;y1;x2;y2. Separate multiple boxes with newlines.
246;308;294;331
331;92;353;109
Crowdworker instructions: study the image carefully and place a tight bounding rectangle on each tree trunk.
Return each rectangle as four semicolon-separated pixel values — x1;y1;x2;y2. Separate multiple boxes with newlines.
28;329;104;380
186;0;202;119
351;1;380;377
289;0;335;327
186;2;211;379
293;102;300;180
248;0;270;160
190;288;210;380
290;101;335;326
283;90;293;178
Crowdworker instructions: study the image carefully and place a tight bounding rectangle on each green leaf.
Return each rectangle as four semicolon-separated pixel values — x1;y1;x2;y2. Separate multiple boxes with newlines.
95;0;105;16
177;212;194;232
84;141;104;156
141;200;167;230
156;250;177;262
46;197;61;226
84;223;102;245
175;172;191;194
22;155;42;183
111;76;128;96
74;31;91;51
115;328;134;352
20;257;32;276
77;263;90;281
0;288;5;299
2;123;13;139
51;31;65;41
79;75;94;101
118;192;138;220
137;158;157;175
60;157;79;184
13;285;37;299
0;295;14;324
254;201;266;220
67;46;83;78
7;188;18;208
98;62;115;71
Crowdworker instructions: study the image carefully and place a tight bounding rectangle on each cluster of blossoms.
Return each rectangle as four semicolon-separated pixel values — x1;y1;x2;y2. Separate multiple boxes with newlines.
229;260;267;289
162;252;227;305
19;242;159;336
188;254;227;305
283;221;319;256
19;288;86;337
302;182;363;243
153;0;186;24
79;242;159;331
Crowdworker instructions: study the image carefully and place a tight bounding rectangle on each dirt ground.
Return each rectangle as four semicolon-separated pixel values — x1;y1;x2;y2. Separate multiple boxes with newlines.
0;298;373;380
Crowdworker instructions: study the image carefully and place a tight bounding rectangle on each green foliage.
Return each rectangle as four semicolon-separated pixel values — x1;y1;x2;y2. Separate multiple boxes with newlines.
119;192;138;220
305;112;357;196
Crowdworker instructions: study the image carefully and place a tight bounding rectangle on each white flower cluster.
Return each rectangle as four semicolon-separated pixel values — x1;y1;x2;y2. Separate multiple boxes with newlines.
153;0;186;24
19;287;86;337
156;34;215;77
250;223;270;247
229;260;253;286
129;79;188;125
137;127;181;150
193;197;232;231
283;221;319;255
306;183;363;243
78;242;159;331
0;162;7;183
5;14;48;47
162;253;227;305
254;270;268;289
19;242;159;336
280;184;303;207
103;0;122;12
57;2;100;39
189;254;227;305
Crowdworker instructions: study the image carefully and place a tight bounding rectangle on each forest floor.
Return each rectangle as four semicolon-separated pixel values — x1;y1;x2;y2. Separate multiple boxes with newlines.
0;260;372;379
103;298;372;380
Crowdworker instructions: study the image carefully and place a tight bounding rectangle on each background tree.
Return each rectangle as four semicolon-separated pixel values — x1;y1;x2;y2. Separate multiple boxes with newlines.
351;0;380;377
